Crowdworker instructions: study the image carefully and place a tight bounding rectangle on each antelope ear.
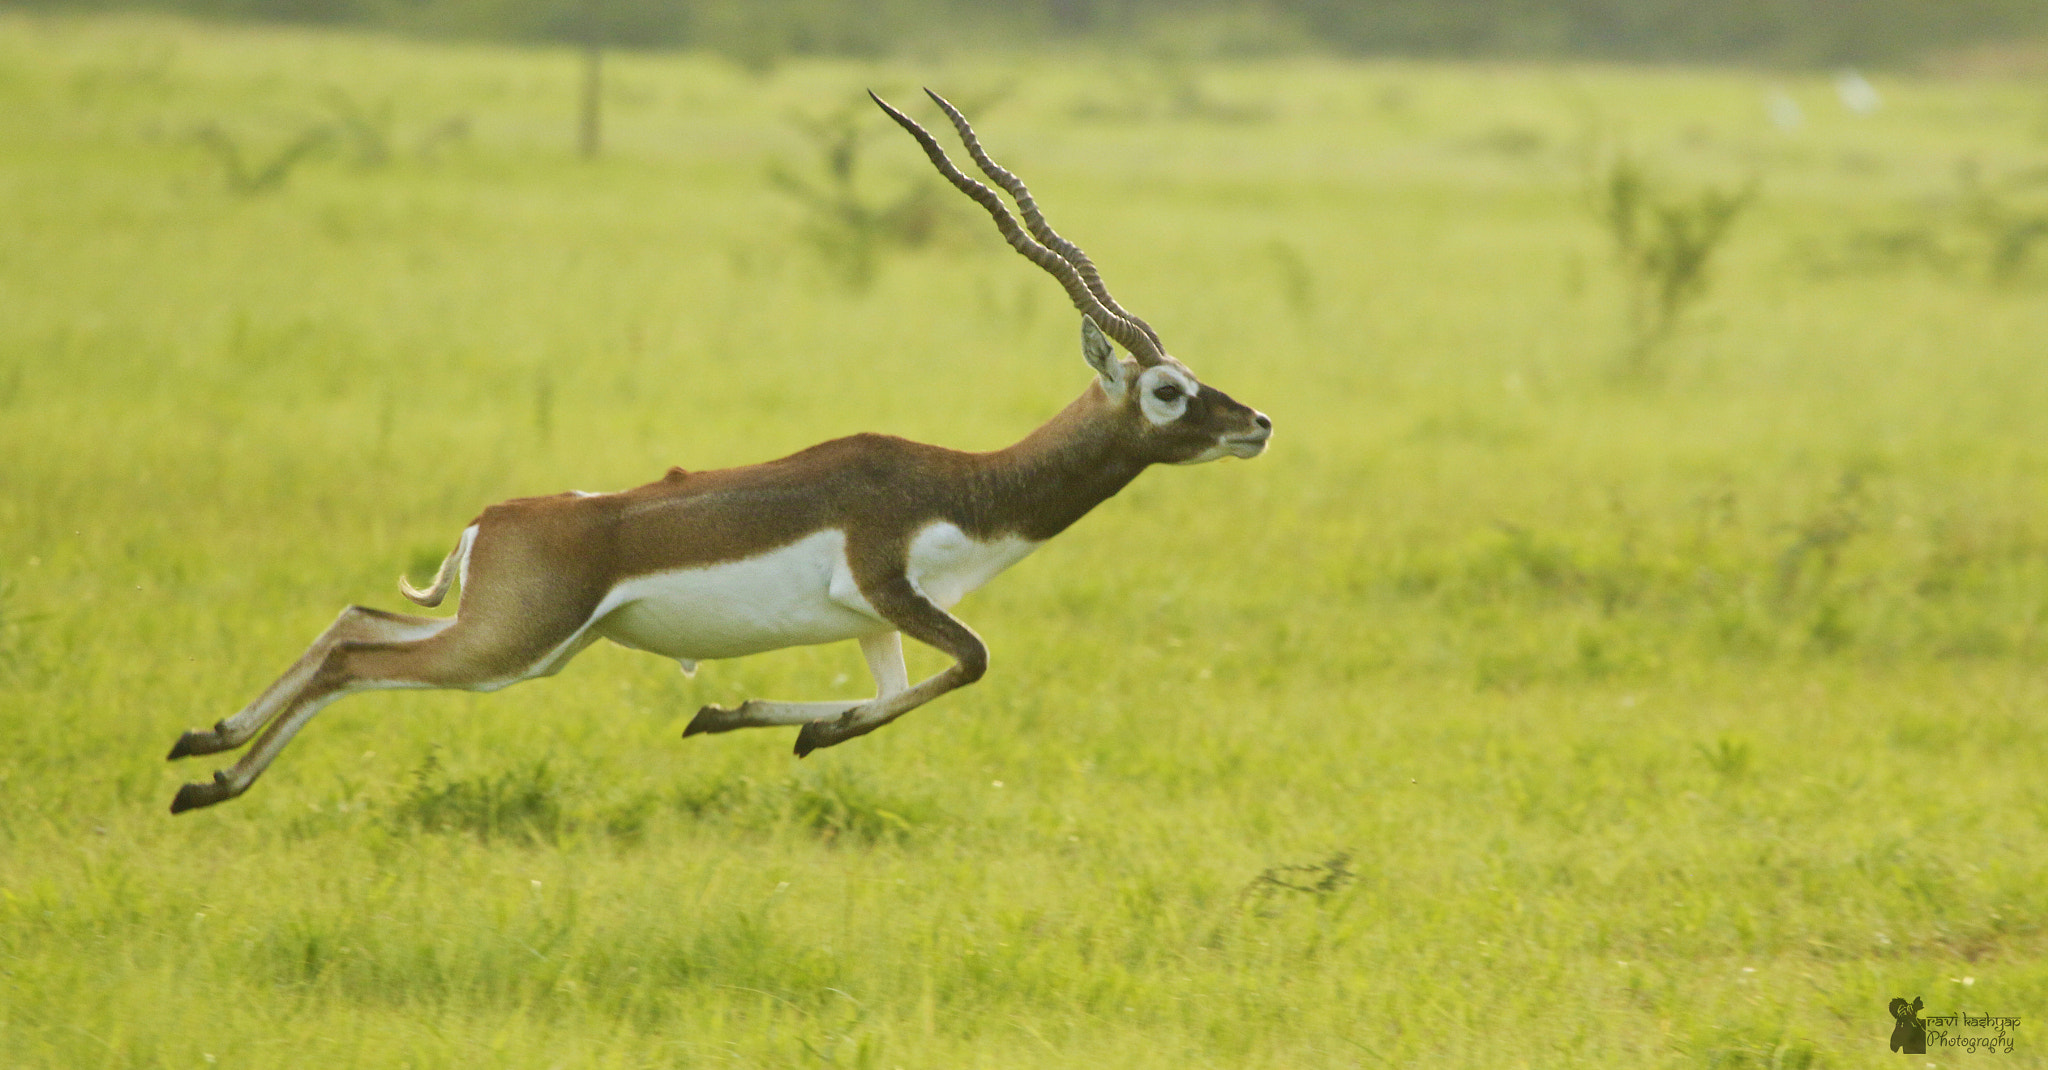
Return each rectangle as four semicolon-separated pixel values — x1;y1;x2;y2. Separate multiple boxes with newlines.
1081;316;1130;396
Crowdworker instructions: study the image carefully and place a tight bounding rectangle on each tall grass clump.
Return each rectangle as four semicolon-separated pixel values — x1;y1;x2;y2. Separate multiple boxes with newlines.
392;753;570;843
768;101;956;290
1592;152;1753;380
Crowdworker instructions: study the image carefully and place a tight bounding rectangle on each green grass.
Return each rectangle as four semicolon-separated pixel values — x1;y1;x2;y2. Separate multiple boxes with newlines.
4;12;2048;1067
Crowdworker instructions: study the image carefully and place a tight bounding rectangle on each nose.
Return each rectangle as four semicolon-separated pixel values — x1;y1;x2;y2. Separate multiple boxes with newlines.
1252;412;1271;432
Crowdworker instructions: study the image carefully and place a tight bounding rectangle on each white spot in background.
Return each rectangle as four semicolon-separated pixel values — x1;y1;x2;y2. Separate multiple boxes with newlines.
1836;69;1881;115
1767;88;1804;132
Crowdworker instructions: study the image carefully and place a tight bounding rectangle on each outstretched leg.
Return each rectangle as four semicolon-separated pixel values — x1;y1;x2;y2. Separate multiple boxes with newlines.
793;579;986;756
168;606;472;813
169;551;612;812
683;579;986;756
168;606;453;761
169;610;609;814
684;630;909;736
169;497;630;814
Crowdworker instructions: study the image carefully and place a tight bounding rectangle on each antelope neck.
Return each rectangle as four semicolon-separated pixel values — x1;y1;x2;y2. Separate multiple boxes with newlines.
965;386;1147;543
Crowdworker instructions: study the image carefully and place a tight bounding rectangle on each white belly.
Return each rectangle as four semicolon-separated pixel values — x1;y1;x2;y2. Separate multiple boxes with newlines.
592;523;1039;662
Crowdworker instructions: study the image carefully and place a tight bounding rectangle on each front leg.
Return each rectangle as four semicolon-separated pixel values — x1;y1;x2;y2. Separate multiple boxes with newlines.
684;699;857;736
794;577;987;757
683;631;909;737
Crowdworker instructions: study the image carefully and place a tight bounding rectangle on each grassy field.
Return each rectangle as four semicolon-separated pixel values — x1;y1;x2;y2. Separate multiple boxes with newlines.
4;12;2048;1067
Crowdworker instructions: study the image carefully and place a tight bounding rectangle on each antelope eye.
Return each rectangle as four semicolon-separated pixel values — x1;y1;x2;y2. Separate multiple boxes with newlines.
1152;384;1183;403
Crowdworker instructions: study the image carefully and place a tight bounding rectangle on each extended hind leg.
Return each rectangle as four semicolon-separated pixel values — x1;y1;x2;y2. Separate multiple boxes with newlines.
170;506;619;813
167;606;453;760
170;589;607;814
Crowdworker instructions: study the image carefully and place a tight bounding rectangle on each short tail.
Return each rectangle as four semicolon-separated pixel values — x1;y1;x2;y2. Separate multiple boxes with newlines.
399;524;477;608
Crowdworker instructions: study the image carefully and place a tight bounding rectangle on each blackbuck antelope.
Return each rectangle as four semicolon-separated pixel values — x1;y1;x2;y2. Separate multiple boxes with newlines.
166;89;1271;814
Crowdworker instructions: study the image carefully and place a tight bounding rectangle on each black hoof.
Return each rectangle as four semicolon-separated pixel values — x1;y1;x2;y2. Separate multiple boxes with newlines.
793;720;839;758
684;704;739;737
167;722;232;760
170;771;234;815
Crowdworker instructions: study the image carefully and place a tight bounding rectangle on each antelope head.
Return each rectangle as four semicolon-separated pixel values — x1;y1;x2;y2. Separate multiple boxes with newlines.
871;89;1272;469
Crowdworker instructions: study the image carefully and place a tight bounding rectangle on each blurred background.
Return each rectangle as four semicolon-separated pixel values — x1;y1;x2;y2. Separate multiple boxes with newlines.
6;0;2048;1065
13;0;2048;70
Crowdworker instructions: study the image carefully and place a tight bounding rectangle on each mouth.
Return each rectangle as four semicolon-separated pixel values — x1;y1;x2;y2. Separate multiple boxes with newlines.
1223;432;1271;459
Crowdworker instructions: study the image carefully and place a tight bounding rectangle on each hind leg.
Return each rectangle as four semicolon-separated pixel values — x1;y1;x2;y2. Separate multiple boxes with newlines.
169;603;604;814
170;502;621;814
167;606;454;760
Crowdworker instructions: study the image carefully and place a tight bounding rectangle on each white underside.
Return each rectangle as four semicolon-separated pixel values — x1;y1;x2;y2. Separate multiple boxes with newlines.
589;523;1038;663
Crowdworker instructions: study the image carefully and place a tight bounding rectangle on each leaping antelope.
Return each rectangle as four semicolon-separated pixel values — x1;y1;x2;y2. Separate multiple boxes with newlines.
166;90;1271;814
